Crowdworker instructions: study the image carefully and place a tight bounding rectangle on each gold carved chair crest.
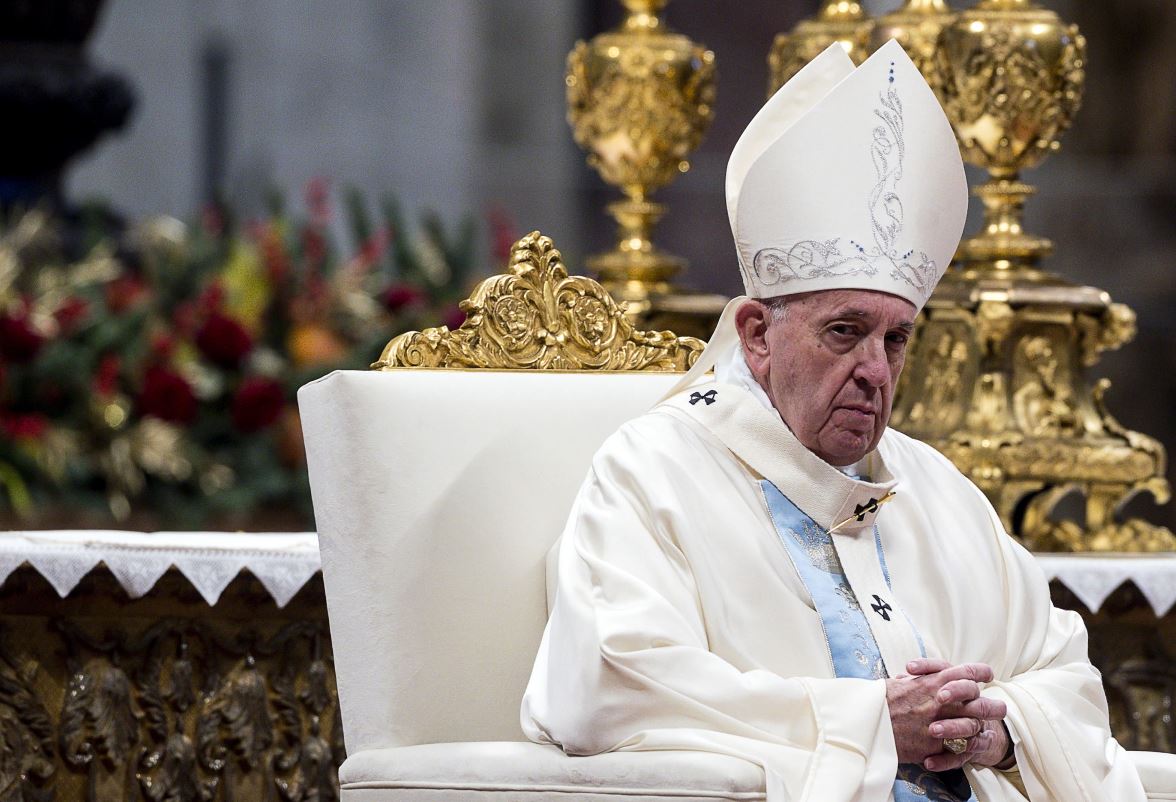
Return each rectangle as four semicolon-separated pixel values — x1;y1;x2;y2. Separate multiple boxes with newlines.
373;231;704;372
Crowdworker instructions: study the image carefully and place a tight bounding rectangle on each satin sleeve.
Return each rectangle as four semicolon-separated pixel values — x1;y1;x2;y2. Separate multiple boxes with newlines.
520;422;900;802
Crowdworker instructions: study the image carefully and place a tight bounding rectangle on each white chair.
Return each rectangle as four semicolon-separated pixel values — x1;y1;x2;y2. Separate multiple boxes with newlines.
299;232;1176;801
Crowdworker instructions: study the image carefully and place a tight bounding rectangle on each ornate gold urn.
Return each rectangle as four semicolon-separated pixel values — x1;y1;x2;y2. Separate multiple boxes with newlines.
768;0;873;95
566;0;724;337
933;0;1085;272
888;0;1175;552
870;0;954;79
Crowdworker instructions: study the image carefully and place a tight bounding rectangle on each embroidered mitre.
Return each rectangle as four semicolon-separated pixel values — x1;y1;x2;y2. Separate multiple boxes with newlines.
663;40;968;399
730;39;967;310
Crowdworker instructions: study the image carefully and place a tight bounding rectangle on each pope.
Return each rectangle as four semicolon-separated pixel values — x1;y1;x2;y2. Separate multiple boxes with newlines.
520;40;1149;802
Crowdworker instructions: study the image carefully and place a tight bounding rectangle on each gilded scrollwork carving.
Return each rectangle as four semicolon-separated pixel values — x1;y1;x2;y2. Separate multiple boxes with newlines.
896;299;1175;552
0;584;344;802
0;647;55;802
374;231;704;372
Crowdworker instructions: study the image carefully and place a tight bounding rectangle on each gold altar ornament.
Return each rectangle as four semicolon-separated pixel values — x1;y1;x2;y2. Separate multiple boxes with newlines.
869;0;954;80
768;0;872;96
931;0;1085;271
374;231;704;372
566;0;718;327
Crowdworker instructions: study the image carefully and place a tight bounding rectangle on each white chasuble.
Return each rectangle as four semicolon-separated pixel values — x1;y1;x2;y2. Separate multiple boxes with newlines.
521;382;1147;802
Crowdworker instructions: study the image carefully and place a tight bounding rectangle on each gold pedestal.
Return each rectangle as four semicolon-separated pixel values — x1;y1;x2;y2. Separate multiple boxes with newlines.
567;0;725;339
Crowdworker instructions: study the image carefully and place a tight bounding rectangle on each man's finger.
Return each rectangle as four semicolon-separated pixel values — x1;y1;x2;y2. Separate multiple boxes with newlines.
906;658;952;676
936;678;981;704
923;730;996;772
956;696;1007;722
934;662;995;686
929;717;982;740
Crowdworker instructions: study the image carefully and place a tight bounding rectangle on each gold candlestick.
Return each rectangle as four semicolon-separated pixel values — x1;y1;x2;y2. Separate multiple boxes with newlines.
932;0;1085;272
870;0;954;80
567;0;716;321
768;0;873;96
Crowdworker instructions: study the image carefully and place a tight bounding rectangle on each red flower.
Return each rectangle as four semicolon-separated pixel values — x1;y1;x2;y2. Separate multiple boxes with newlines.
138;365;197;424
381;283;426;314
231;377;285;432
150;333;176;361
105;275;149;313
0;313;44;363
195;311;253;369
54;297;89;333
1;413;48;440
93;354;121;397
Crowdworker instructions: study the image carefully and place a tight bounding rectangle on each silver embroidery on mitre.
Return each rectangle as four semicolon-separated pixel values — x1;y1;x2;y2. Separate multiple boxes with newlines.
749;69;939;301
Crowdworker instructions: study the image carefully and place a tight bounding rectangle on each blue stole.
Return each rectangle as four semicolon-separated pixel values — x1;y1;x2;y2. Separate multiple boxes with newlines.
761;480;975;802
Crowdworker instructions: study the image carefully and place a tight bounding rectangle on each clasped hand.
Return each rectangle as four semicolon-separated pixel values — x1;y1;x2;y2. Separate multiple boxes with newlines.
886;658;1010;772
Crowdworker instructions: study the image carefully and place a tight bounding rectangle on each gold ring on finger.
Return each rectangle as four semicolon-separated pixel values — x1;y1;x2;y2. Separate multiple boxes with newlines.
943;737;968;755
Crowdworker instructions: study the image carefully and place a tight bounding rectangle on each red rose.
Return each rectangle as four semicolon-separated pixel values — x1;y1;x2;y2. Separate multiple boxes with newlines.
105;275;149;313
1;412;48;440
231;376;285;432
381;283;426;314
195;311;253;369
138;366;197;424
0;313;44;363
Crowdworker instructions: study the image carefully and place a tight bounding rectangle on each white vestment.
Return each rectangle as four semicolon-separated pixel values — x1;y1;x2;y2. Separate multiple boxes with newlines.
520;379;1146;802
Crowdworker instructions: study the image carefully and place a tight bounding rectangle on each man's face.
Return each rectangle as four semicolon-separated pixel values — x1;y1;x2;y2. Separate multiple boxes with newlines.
737;289;916;466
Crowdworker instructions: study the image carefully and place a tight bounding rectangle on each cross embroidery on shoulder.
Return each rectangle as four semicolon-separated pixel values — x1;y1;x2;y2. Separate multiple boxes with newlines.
870;594;892;621
689;390;718;406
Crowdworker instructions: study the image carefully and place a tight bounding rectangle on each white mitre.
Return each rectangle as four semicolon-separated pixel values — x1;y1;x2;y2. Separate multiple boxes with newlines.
664;39;968;398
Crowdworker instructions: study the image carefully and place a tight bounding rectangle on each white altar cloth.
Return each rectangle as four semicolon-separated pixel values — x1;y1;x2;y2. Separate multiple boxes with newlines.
1;531;1174;615
0;530;320;607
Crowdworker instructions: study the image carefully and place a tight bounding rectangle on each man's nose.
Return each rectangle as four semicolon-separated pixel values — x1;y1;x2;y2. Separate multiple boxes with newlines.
854;340;890;387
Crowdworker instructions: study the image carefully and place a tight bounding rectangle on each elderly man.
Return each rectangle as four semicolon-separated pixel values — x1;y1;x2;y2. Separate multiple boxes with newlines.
520;41;1147;802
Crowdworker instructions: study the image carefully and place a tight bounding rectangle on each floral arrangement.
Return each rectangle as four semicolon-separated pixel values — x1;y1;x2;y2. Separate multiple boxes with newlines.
0;182;511;528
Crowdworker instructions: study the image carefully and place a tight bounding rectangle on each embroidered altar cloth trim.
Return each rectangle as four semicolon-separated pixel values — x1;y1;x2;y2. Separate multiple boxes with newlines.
1;532;1174;615
1034;553;1176;618
0;530;320;607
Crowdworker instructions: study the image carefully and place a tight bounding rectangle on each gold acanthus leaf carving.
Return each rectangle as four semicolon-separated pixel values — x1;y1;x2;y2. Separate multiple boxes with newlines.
374;231;705;372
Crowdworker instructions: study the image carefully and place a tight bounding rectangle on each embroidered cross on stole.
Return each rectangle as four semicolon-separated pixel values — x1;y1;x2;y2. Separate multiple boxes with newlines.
762;481;976;802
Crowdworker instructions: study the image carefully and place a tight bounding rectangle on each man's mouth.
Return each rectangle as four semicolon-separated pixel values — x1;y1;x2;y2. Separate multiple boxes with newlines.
837;403;876;416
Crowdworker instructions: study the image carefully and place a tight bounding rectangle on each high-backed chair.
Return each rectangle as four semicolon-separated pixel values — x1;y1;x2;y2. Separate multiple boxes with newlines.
299;231;1176;802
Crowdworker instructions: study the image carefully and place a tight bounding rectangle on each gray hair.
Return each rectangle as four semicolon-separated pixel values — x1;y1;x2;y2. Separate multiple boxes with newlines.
763;295;791;324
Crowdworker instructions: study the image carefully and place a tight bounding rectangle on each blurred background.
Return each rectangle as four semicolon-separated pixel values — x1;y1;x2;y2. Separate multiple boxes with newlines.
3;0;1173;530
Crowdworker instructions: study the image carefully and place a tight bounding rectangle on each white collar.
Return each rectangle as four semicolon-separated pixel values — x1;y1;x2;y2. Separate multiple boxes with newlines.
659;380;897;534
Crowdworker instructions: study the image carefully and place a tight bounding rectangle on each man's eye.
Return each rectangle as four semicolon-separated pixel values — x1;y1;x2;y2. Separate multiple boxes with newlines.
829;325;857;337
886;332;909;348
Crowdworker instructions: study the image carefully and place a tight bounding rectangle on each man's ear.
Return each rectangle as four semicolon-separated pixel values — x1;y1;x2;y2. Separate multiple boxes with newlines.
735;300;771;380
